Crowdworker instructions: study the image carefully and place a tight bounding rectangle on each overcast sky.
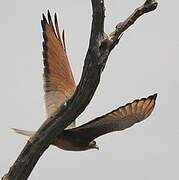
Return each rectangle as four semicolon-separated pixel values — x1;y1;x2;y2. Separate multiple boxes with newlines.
0;0;178;179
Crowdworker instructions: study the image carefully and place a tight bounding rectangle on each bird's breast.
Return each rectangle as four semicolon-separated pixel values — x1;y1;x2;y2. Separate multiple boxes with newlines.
52;134;88;151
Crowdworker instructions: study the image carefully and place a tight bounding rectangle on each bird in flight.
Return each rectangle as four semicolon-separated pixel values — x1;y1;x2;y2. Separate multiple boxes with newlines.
13;11;157;151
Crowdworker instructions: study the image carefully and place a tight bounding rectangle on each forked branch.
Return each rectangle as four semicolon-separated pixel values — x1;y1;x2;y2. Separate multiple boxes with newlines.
2;0;158;179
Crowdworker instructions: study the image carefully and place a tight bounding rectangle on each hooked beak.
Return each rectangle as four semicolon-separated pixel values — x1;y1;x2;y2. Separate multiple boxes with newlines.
94;144;99;150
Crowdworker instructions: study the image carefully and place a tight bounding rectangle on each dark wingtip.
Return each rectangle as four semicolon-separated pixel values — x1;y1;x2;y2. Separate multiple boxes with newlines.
47;10;52;23
42;13;47;23
54;13;58;23
41;20;45;30
62;29;65;39
148;93;158;100
153;93;158;100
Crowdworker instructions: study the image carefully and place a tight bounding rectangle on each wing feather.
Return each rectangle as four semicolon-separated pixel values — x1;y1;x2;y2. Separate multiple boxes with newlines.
64;94;157;143
42;11;76;127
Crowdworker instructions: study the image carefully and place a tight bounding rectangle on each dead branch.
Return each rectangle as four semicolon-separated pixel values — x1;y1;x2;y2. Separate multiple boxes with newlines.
2;0;158;179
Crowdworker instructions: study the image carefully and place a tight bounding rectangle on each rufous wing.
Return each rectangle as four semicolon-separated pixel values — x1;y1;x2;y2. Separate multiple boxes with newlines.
41;11;76;128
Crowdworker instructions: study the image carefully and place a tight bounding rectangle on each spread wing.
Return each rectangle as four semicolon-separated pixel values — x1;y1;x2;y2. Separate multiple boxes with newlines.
41;11;76;126
63;94;157;143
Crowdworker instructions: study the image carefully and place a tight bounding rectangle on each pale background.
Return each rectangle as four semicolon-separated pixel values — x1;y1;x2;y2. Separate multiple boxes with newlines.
0;0;178;179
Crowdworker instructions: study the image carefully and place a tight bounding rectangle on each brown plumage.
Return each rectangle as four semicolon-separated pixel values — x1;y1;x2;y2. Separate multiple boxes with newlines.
13;11;157;151
42;10;76;128
53;94;157;151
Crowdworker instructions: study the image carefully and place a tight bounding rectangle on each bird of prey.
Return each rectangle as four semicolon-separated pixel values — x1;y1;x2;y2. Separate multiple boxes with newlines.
13;11;157;151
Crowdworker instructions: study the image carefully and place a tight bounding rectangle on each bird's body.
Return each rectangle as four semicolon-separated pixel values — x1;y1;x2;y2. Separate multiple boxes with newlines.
13;11;157;151
53;134;98;151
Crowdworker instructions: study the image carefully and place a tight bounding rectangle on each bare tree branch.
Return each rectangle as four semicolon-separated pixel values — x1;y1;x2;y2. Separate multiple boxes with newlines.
90;0;105;43
108;0;158;50
2;0;158;179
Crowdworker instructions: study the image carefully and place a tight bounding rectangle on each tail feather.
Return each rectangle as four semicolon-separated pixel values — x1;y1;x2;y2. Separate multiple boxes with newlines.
12;128;35;137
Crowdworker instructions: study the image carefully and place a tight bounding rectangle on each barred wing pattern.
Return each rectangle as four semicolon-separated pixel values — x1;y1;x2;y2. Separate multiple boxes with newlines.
64;94;157;143
41;11;76;128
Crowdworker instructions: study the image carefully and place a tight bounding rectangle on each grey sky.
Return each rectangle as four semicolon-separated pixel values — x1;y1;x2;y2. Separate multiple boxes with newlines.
0;0;178;179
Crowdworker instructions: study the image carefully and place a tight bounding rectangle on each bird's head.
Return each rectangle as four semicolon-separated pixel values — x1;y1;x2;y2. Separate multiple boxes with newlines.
88;140;99;150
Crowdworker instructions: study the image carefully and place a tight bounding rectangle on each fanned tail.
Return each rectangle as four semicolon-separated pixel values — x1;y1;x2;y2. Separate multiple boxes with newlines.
12;128;35;137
